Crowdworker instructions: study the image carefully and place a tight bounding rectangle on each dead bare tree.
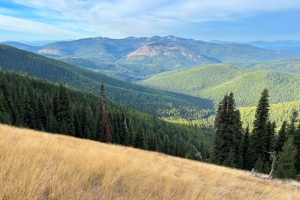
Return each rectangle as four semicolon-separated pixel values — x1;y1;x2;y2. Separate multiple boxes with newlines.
266;151;276;180
191;144;203;161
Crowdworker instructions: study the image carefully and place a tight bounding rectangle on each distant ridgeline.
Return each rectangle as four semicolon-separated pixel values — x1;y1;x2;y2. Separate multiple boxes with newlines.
0;70;212;160
0;44;214;121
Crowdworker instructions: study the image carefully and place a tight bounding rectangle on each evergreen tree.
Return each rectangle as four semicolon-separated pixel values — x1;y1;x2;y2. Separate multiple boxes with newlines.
223;148;236;168
52;84;73;134
134;130;145;149
73;110;82;138
251;89;270;170
241;126;251;169
212;93;243;167
294;124;300;173
36;97;47;130
0;90;9;123
99;84;111;143
275;138;297;179
234;109;243;168
287;111;298;138
119;113;129;145
22;89;35;129
275;121;287;152
128;124;135;147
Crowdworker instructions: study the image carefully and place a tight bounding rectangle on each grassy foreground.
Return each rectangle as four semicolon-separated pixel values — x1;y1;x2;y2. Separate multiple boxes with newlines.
0;124;299;200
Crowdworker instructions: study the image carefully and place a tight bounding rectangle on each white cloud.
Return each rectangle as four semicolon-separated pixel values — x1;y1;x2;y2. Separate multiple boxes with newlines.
3;0;300;39
0;14;87;39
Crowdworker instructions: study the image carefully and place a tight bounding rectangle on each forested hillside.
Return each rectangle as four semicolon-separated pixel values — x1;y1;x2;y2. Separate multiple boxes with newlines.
0;44;213;120
141;64;300;107
240;101;300;129
0;70;211;159
242;58;300;74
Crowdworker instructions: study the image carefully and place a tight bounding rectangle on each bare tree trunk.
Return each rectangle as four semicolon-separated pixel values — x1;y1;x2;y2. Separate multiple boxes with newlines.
267;151;276;180
191;144;203;161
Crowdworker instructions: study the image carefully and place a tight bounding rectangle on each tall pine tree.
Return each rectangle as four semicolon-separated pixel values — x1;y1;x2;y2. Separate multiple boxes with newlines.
212;93;243;167
251;89;270;171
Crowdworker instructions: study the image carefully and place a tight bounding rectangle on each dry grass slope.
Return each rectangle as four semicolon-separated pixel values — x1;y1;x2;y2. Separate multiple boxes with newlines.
0;124;299;200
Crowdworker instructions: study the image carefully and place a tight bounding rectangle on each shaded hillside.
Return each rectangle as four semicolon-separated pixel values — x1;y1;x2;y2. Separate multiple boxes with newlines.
141;64;300;107
1;124;299;200
0;44;213;119
3;35;295;80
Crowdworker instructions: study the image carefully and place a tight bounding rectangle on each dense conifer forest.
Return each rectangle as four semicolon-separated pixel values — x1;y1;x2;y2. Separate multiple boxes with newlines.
0;70;211;159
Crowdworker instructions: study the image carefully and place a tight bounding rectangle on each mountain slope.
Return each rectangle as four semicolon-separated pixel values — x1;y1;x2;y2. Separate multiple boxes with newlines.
0;44;213;119
1;124;299;199
141;64;247;96
212;40;300;53
3;36;296;80
240;101;300;129
0;69;211;158
248;58;300;74
141;64;300;106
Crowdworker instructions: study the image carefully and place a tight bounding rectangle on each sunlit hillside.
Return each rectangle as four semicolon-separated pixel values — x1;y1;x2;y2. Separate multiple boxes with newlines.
0;124;299;200
240;101;300;129
141;63;300;107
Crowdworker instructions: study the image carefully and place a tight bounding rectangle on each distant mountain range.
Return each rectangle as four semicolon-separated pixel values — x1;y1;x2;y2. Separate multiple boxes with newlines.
3;36;298;81
0;44;213;120
211;40;300;53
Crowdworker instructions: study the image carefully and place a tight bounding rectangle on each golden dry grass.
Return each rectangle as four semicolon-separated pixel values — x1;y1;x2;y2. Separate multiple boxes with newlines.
0;124;299;200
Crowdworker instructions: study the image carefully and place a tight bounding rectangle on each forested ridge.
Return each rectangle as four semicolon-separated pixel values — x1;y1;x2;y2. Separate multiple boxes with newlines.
0;44;213;120
141;63;300;107
0;70;211;159
3;35;295;81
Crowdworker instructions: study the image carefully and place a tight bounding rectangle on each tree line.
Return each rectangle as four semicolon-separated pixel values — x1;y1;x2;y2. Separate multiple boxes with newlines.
0;70;211;160
212;89;300;180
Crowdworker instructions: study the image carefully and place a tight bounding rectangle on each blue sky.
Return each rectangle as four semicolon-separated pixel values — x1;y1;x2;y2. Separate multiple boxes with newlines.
1;0;300;42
